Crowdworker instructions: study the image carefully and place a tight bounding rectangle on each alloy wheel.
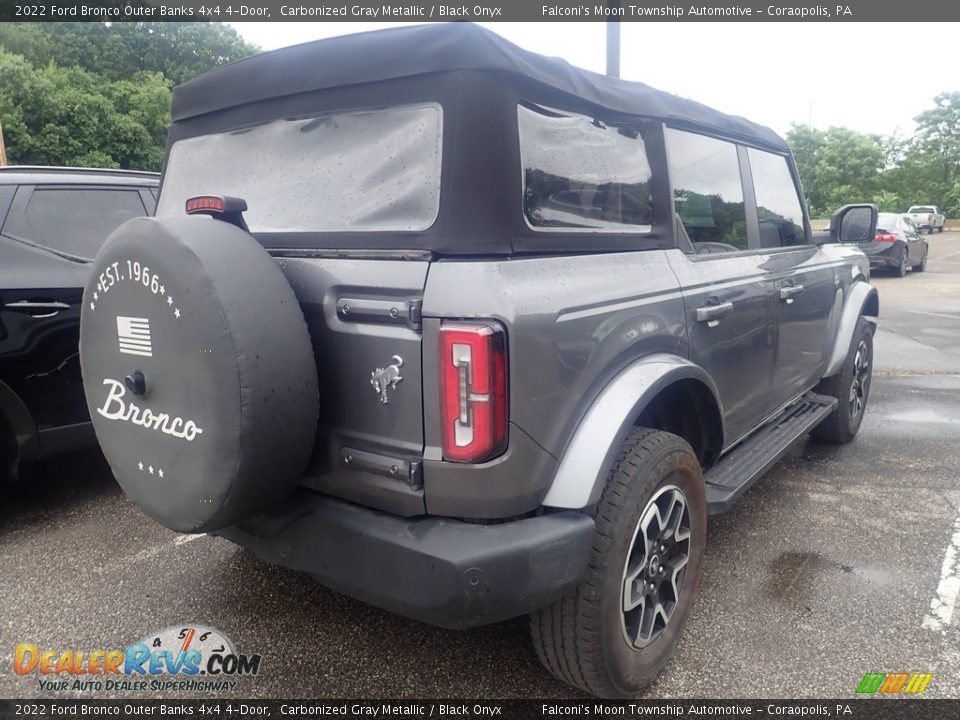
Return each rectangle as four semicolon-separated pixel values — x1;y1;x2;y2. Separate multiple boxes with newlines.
621;485;691;649
849;340;870;419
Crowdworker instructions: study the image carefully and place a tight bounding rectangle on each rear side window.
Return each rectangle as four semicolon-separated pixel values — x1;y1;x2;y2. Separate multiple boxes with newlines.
4;188;147;259
665;128;747;250
157;103;443;234
0;185;15;228
518;103;654;233
747;148;806;247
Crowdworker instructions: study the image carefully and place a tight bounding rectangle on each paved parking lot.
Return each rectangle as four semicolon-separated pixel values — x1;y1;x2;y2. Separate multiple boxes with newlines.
2;233;960;699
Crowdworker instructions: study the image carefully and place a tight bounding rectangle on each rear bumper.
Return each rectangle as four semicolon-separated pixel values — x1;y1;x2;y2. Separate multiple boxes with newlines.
215;491;594;629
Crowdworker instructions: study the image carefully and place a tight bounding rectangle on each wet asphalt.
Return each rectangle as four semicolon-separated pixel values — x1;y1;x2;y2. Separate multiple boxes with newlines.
2;233;960;700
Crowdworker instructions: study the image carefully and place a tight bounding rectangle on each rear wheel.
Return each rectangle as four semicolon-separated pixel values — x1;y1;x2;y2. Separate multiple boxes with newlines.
812;317;873;444
913;246;928;272
894;250;908;277
530;428;706;698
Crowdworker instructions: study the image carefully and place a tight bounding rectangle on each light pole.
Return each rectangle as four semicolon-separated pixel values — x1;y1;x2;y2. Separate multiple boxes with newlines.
606;20;621;79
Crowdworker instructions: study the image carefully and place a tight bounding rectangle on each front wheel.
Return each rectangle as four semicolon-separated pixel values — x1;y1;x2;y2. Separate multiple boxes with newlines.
812;317;873;444
530;428;706;698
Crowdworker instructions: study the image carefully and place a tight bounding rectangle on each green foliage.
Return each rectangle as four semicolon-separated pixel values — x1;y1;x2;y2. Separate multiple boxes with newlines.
0;22;258;85
0;22;258;171
789;92;960;219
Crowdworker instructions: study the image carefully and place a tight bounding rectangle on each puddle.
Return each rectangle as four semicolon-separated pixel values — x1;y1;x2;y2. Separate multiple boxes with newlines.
767;552;895;606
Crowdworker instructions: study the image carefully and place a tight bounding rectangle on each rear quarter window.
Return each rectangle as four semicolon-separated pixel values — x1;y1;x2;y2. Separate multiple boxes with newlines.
3;187;148;259
518;103;654;234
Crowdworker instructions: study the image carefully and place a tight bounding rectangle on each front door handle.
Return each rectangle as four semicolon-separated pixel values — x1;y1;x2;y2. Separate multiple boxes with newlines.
778;285;805;302
695;301;734;324
4;300;71;318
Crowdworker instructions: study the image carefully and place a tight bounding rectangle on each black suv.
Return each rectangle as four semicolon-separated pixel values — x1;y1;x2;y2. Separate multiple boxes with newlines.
77;25;880;698
0;166;158;482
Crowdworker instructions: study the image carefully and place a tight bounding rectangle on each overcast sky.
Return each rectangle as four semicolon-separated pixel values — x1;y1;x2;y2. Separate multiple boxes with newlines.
231;22;953;139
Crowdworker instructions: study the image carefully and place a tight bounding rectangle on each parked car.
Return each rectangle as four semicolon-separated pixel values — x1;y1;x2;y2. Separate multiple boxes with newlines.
906;205;945;234
861;212;928;276
76;25;879;698
0;166;159;483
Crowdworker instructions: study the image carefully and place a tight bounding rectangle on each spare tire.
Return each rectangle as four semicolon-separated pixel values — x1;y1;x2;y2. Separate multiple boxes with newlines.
79;216;319;533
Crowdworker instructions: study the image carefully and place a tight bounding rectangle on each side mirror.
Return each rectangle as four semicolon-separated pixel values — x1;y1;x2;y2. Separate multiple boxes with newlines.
829;204;878;244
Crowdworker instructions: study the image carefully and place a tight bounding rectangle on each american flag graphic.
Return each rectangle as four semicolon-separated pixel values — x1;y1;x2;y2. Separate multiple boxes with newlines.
116;316;153;357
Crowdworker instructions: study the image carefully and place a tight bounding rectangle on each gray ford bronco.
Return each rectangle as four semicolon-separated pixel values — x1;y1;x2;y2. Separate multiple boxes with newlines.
79;25;879;698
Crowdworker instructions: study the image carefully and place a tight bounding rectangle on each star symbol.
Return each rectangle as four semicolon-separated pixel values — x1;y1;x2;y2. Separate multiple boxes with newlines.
167;296;173;306
89;302;95;311
158;469;164;478
148;465;154;474
159;285;165;295
97;282;104;292
138;461;144;471
174;308;181;319
93;291;99;301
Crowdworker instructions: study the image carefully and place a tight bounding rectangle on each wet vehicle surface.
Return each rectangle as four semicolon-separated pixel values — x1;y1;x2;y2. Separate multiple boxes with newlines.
3;233;959;699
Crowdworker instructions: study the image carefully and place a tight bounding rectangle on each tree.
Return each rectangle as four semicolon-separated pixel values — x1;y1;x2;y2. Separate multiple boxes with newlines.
786;125;884;217
909;92;960;216
0;22;258;85
0;22;258;170
0;50;171;169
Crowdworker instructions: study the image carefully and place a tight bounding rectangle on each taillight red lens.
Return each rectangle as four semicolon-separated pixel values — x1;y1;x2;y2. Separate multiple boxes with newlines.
439;322;507;463
185;196;226;214
875;233;897;243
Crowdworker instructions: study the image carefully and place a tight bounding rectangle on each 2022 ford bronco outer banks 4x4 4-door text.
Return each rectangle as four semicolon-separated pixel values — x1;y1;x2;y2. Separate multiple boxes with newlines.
79;25;880;697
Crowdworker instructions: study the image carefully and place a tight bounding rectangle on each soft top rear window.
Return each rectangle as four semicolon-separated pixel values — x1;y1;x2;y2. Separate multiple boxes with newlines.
157;103;442;234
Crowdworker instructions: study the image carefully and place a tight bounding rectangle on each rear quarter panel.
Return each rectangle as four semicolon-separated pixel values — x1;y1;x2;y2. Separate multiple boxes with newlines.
421;249;686;460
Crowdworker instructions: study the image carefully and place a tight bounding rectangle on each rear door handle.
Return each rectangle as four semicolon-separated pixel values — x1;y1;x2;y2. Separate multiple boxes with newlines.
695;301;734;323
4;301;71;318
778;285;805;302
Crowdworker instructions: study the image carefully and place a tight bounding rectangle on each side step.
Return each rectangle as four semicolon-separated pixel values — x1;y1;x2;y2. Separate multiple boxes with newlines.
704;392;838;515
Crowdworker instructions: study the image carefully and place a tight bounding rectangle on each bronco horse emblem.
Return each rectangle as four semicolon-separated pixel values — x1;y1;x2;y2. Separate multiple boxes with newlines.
370;355;404;404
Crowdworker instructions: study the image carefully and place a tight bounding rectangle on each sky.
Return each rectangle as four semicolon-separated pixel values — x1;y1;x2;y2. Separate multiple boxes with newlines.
231;21;955;140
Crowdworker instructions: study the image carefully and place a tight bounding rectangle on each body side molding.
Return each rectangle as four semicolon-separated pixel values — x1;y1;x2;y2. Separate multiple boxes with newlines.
541;354;723;510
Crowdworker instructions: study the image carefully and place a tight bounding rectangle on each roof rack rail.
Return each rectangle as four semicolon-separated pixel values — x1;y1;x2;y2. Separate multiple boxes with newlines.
0;165;159;177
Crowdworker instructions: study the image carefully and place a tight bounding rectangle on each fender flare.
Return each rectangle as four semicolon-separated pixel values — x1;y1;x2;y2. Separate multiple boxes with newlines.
541;354;723;510
822;280;878;378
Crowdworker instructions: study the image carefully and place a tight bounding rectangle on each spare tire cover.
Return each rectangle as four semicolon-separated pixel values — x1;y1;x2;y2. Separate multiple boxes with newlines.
80;216;319;533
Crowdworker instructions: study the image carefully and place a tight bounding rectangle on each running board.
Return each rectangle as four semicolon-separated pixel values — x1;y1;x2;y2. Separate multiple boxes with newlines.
704;392;838;515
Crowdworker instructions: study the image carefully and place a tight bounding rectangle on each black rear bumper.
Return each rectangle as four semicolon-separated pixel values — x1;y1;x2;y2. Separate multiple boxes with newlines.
215;491;594;629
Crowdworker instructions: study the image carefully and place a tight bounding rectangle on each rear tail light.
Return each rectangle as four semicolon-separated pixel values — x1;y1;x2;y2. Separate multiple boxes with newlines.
439;322;507;463
875;233;897;243
928;214;934;223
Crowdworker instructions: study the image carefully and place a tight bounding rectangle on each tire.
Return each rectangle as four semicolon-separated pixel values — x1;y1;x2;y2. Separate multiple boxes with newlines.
894;250;908;277
811;317;873;444
530;428;706;698
938;225;944;233
913;246;928;272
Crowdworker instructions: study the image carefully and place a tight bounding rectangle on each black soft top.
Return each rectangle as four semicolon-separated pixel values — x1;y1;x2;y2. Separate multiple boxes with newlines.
172;23;786;152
